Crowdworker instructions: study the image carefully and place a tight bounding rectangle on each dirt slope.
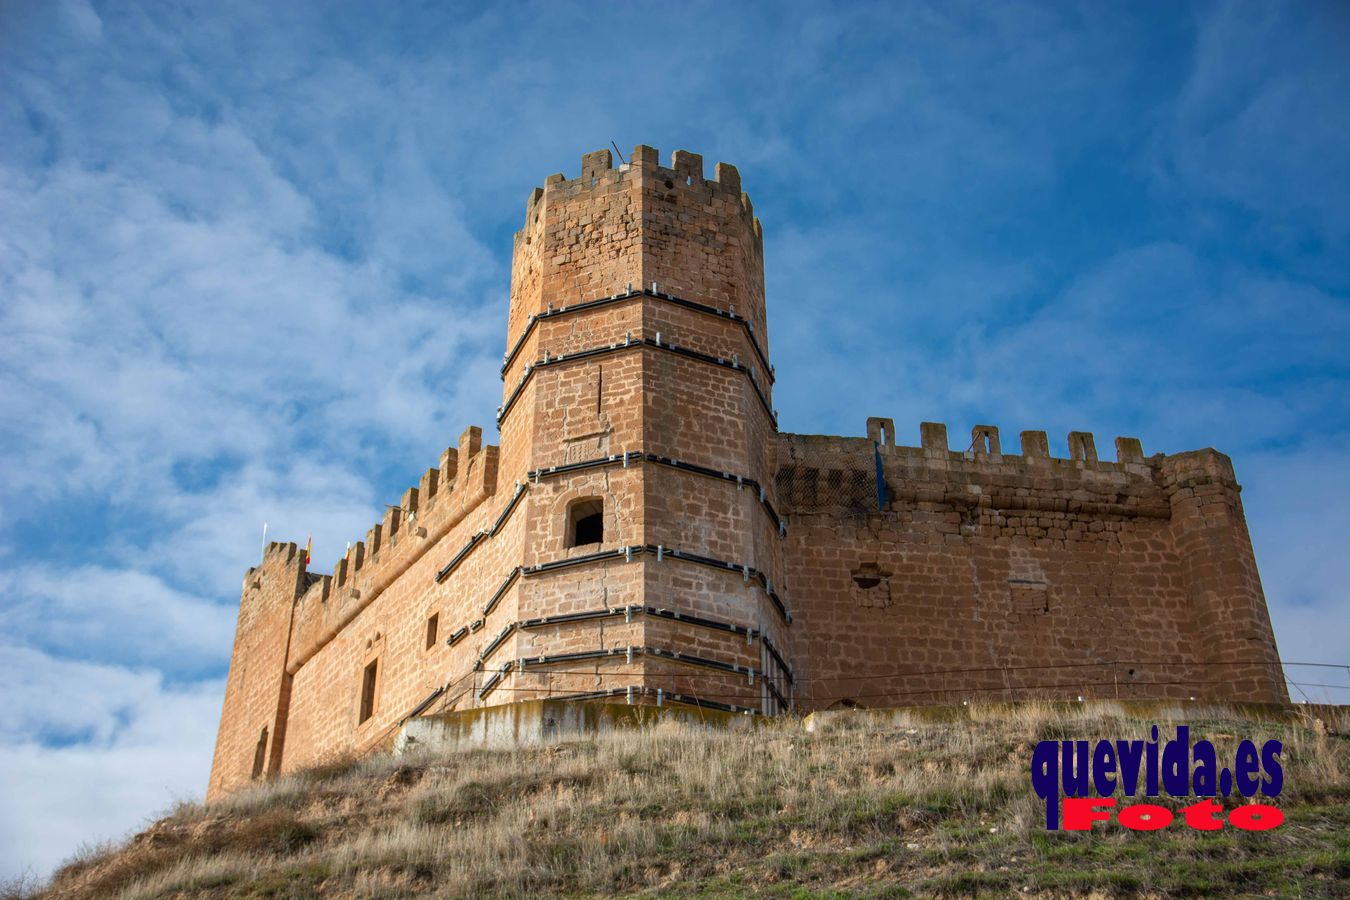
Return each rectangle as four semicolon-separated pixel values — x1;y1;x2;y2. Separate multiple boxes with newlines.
19;703;1350;898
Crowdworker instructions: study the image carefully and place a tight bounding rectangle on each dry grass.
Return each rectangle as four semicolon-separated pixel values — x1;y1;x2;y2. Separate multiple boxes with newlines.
35;703;1350;898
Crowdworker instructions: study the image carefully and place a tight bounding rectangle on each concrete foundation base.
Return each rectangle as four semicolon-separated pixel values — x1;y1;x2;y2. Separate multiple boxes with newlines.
394;699;759;754
394;698;1341;757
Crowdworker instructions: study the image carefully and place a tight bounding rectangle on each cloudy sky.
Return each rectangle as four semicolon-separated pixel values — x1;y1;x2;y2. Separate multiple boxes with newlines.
2;0;1348;880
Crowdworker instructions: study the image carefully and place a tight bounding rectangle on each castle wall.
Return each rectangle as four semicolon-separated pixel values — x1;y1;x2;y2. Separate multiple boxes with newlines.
1160;452;1284;700
209;145;1286;800
208;427;512;798
280;447;517;773
779;425;1287;709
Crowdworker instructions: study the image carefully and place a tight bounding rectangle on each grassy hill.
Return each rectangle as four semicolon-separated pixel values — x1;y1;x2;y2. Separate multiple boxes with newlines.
18;702;1350;898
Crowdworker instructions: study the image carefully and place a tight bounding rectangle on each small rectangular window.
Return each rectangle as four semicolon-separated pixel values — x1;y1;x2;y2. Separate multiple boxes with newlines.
425;612;439;650
359;659;378;724
567;498;605;547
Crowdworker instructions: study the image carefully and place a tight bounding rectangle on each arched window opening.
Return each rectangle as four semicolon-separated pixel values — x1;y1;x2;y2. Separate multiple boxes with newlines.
567;498;604;547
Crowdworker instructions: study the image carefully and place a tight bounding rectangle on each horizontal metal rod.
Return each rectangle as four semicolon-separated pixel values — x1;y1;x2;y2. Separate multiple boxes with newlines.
482;567;523;617
643;454;786;535
489;483;528;536
517;647;626;666
523;685;759;715
460;602;796;684
523;451;786;537
435;532;484;582
435;483;528;583
645;646;759;677
640;544;791;624
476;668;506;700
516;605;637;629
500;287;773;386
526;452;639;481
657;690;759;715
524;547;633;574
497;338;776;427
511;644;762;679
476;623;517;667
402;686;446;722
644;606;754;638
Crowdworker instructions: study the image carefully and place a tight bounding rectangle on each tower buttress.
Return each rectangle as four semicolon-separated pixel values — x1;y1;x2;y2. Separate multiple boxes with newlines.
1162;451;1287;702
208;542;306;801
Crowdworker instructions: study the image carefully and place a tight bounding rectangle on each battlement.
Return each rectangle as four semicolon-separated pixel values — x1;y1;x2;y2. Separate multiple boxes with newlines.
508;143;770;366
860;418;1156;470
545;144;749;195
244;542;307;604
778;420;1251;524
249;540;299;574
269;426;502;674
519;145;761;240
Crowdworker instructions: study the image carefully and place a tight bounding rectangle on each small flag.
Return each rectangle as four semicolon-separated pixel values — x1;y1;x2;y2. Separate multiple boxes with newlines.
304;536;312;566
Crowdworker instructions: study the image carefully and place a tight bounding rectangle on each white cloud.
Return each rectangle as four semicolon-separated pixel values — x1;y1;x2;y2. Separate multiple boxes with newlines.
56;0;103;44
0;111;505;547
148;458;383;591
0;568;234;674
0;7;510;878
0;646;223;880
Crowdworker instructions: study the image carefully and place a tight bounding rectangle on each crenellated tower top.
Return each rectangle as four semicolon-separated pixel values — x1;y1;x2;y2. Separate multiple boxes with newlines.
507;145;767;358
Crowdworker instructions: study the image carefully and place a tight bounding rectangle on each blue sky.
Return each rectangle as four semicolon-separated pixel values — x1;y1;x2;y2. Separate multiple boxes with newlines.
2;0;1348;880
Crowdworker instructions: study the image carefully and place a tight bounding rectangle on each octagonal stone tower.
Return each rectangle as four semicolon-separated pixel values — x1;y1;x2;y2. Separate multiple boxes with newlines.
490;145;791;715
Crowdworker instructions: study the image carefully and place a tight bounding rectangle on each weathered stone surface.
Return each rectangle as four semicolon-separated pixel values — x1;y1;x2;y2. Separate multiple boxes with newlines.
207;147;1285;802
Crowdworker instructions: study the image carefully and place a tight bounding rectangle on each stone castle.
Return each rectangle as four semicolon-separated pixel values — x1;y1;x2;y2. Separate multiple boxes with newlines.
208;146;1286;799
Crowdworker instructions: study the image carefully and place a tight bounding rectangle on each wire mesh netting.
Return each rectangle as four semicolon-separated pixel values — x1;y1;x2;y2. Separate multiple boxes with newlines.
775;441;883;518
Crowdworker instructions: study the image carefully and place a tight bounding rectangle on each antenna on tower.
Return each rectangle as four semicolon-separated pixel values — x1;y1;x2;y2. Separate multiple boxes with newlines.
610;141;626;165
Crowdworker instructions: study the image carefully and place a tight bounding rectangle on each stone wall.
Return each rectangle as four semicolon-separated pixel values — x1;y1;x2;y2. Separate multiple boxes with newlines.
208;146;1286;801
778;422;1286;710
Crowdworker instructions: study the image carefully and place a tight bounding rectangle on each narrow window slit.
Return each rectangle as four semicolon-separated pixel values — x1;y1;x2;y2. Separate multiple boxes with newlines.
359;659;378;723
